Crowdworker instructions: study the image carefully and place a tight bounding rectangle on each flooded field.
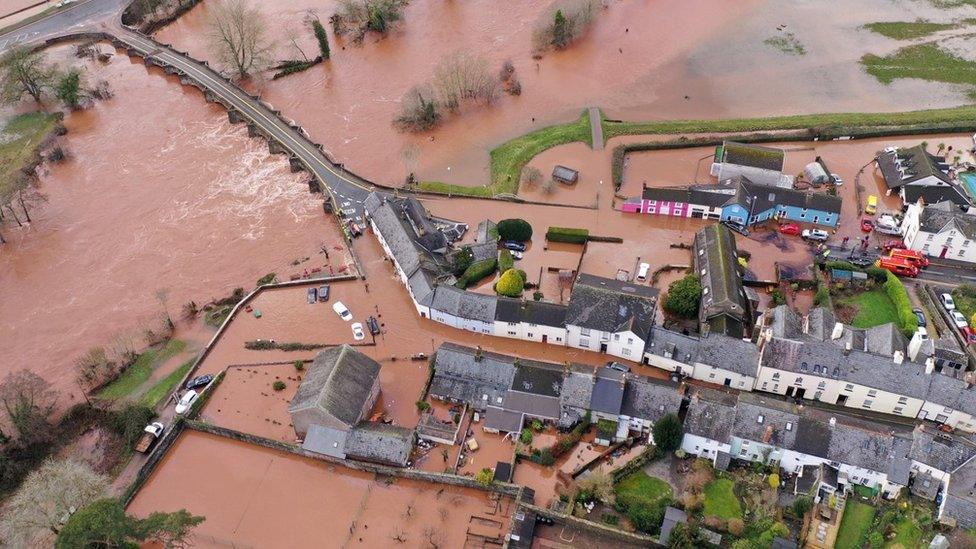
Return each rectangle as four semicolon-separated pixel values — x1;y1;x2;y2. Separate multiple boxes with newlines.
0;44;341;398
127;429;515;548
154;0;976;187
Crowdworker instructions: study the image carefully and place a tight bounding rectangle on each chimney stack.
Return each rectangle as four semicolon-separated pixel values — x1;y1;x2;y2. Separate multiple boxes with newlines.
762;425;774;444
829;417;836;427
831;322;844;341
925;356;936;375
893;350;904;365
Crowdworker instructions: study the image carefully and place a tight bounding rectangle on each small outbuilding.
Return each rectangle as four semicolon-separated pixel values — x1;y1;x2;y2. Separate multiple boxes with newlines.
552;165;579;184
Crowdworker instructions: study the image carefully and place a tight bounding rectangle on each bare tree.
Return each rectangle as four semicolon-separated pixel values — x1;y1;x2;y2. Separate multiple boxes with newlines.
520;166;542;188
0;370;58;445
74;347;112;390
0;458;109;545
206;0;274;79
283;24;310;62
0;45;58;104
433;51;500;112
393;84;441;133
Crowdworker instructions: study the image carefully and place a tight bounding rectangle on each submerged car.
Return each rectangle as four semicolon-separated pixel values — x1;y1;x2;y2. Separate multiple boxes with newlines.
332;301;353;321
185;374;214;391
175;390;198;415
802;229;829;242
779;222;800;236
502;241;526;252
351;322;365;341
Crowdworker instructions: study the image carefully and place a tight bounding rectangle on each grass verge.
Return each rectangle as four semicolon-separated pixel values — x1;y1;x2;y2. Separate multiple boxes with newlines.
702;478;742;520
864;21;956;40
140;357;195;408
837;288;900;328
835;500;876;549
0;111;60;189
97;339;186;401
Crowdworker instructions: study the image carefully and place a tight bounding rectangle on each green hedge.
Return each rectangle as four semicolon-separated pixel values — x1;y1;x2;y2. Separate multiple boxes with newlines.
546;226;589;244
883;270;919;337
498;249;514;273
455;258;497;289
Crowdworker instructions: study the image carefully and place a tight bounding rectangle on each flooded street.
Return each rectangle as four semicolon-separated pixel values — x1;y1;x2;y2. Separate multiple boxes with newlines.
0;45;340;397
153;0;976;188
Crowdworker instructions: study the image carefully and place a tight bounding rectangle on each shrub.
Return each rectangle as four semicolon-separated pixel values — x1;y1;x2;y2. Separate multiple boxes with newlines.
456;258;497;289
628;504;665;535
495;268;525;297
415;400;430;411
293;360;305;371
498;249;514;273
664;275;701;319
434;50;500;111
453;246;474;275
520;166;542;188
272;380;286;391
770;289;786;306
497;219;533;241
256;272;276;286
883;270;919;337
652;413;682;453
312;19;330;59
727;518;745;536
520;428;533;444
393;84;441;133
531;419;543;431
542;179;556;194
532;0;600;55
475;467;494;486
601;514;619;526
545;226;589;244
813;286;830;306
332;0;408;43
864;266;888;282
533;291;543;301
791;495;812;517
768;473;780;488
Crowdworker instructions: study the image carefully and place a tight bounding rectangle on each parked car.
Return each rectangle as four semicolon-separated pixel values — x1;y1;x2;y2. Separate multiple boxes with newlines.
185;374;214;391
860;218;874;233
874;214;902;236
307;287;318;303
951;310;969;329
502;241;526;252
721;220;750;237
175;390;198;415
912;307;927;328
849;254;875;268
135;422;165;454
366;316;380;335
351;322;365;341
941;293;956;311
606;361;630;373
962;326;976;344
831;174;843;186
801;229;829;242
882;239;906;252
332;301;353;321
636;263;650;282
317;284;330;302
866;195;878;215
511;250;524;260
779;222;800;236
347;220;363;237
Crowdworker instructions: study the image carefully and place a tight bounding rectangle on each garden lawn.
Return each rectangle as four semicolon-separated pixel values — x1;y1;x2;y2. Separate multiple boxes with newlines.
614;471;672;509
888;514;923;549
140;358;194;408
97;339;186;401
702;478;742;520
838;288;899;328
835;500;876;549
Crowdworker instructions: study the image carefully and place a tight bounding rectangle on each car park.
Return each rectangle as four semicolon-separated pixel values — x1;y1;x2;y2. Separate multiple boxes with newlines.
502;241;526;252
332;301;353;321
778;222;800;236
175;391;198;415
951;310;969;330
801;229;829;242
912;308;927;328
351;322;365;341
941;293;956;311
318;285;330;301
185;374;214;391
366;316;380;335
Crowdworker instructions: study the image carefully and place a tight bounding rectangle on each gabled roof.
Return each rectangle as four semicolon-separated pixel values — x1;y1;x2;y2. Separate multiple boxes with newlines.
494;297;568;327
288;345;381;428
877;145;952;189
589;367;625;415
639;184;736;207
302;424;348;459
903;183;971;209
944;455;976;529
909;429;976;474
728;176;842;214
560;366;594;410
719;142;785;171
484;405;525;432
343;422;414;467
566;273;659;337
430;285;498;323
511;360;564;398
731;395;799;448
684;389;738;443
621;377;682;423
919;201;976;239
694;224;748;335
645;327;702;365
770;305;804;340
696;333;759;378
429;343;516;405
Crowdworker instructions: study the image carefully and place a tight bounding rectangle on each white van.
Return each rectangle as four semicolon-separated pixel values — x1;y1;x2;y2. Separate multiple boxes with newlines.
636;263;650;282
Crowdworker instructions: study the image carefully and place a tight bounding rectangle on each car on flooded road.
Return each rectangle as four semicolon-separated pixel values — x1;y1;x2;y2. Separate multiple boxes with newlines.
860;218;874;233
318;285;330;301
502;241;526;252
721;221;749;237
366;316;380;335
351;322;365;341
778;222;800;236
332;301;353;321
801;229;829;242
185;374;214;391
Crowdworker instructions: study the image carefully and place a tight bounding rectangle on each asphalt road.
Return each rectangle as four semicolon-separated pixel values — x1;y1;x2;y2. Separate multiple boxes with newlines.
0;0;124;49
824;242;976;286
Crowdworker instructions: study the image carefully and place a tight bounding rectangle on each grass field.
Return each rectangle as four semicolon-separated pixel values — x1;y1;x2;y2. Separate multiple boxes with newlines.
835;500;876;549
702;478;742;520
97;339;186;401
864;21;956;40
838;288;900;328
614;471;672;509
862;43;976;90
0;111;60;193
140;357;195;408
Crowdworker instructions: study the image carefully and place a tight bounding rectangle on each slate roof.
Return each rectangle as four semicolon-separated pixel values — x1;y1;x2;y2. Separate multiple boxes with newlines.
621;377;682;423
484;406;525;432
503;391;561;420
731;395;799;448
494;297;568;327
288;345;381;429
429;343;517;407
904;184;972;209
729;176;842;215
469;241;499;263
720;142;786;171
475;219;497;244
864;323;908;357
342;422;414;467
877;145;952;189
919;201;976;239
645;327;701;365
640;184;736;208
566;274;659;337
909;429;976;474
697;333;759;378
590;367;626;415
560;366;594;410
770;305;804;340
302;424;348;459
408;268;436;306
694;224;748;335
511;361;564;397
944;456;976;528
926;373;976;417
430;285;498;323
660;507;688;545
684;390;738;443
365;193;426;277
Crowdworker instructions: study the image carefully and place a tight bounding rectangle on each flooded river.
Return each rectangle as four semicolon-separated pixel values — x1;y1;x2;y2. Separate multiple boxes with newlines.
0;45;339;398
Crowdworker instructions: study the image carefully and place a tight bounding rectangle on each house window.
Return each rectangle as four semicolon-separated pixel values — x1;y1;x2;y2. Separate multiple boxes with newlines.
580;328;591;337
844;384;854;392
937;414;949;423
947;237;954;245
898;396;908;405
627;338;634;344
795;377;803;385
622;348;631;356
709;373;715;379
960;249;966;257
927;234;934;241
818;381;826;390
580;338;590;348
757;415;765;424
894;406;904;415
814;391;822;400
556;337;562;342
863;400;873;409
772;372;780;380
867;390;877;398
923;244;930;252
508;331;516;336
527;333;533;338
965;240;971;248
762;382;768;390
614;334;620;341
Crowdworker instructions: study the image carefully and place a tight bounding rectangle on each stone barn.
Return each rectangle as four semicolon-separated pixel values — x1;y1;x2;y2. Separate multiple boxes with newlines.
288;345;381;438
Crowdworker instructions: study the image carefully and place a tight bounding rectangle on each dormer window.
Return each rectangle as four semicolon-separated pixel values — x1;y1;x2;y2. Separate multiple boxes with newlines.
757;415;765;424
786;422;793;431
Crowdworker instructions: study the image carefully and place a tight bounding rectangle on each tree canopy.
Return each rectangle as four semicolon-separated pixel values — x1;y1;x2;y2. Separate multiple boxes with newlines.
497;218;532;242
663;274;701;319
0;46;58;104
652;413;683;453
56;498;204;549
495;268;525;297
206;0;273;79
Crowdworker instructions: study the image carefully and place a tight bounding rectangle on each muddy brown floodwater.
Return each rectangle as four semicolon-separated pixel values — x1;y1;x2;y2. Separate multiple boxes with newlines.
0;44;343;398
153;0;976;188
128;429;515;548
